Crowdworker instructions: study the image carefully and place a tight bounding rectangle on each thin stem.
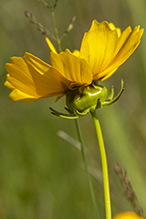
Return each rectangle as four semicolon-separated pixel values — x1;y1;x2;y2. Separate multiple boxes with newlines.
47;0;62;52
51;11;62;52
75;119;100;219
91;111;111;219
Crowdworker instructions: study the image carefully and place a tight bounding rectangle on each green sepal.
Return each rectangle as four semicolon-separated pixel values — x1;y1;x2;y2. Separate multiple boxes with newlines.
106;86;114;101
102;80;124;106
50;107;78;119
95;99;103;110
73;108;90;117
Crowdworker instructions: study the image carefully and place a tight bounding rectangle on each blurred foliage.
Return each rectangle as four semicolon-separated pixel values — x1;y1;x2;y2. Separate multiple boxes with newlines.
0;0;146;218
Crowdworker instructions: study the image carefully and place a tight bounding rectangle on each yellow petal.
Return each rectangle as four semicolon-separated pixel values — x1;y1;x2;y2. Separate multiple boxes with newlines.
50;49;93;89
80;20;119;75
113;211;144;219
98;26;144;80
114;26;132;55
24;52;51;75
4;76;14;89
73;49;80;57
46;37;57;54
115;26;143;63
100;67;118;81
108;23;121;37
5;53;69;102
79;20;144;81
9;89;39;102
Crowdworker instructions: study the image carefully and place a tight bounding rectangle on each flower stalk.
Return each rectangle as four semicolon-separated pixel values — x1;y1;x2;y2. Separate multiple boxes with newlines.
91;111;111;219
48;9;100;217
75;119;100;219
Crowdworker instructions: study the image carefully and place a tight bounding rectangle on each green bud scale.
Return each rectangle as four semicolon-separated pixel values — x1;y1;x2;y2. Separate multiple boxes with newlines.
66;84;108;113
50;80;124;119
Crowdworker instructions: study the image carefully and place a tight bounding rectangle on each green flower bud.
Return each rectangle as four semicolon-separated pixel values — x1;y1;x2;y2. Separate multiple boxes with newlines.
66;84;108;113
50;80;124;119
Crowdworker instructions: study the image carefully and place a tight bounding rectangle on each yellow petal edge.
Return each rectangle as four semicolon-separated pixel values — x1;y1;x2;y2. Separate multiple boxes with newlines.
113;212;145;219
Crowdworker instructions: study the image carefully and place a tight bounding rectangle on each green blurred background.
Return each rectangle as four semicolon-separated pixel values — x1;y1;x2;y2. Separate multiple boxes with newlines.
0;0;146;218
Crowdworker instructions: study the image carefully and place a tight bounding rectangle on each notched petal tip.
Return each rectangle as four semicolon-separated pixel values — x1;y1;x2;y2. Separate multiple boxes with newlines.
73;49;80;57
139;28;144;38
133;25;144;36
91;19;121;33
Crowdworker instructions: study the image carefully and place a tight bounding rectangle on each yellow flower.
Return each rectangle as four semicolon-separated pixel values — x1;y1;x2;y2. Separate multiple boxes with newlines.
113;212;145;219
5;20;143;102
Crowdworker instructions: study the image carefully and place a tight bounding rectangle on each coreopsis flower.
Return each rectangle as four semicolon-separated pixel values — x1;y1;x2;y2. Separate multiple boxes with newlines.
113;212;145;219
5;20;143;115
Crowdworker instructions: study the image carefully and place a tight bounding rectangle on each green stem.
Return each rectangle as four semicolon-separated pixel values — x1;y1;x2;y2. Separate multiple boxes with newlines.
51;11;62;52
48;0;62;52
91;111;111;219
75;119;100;219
